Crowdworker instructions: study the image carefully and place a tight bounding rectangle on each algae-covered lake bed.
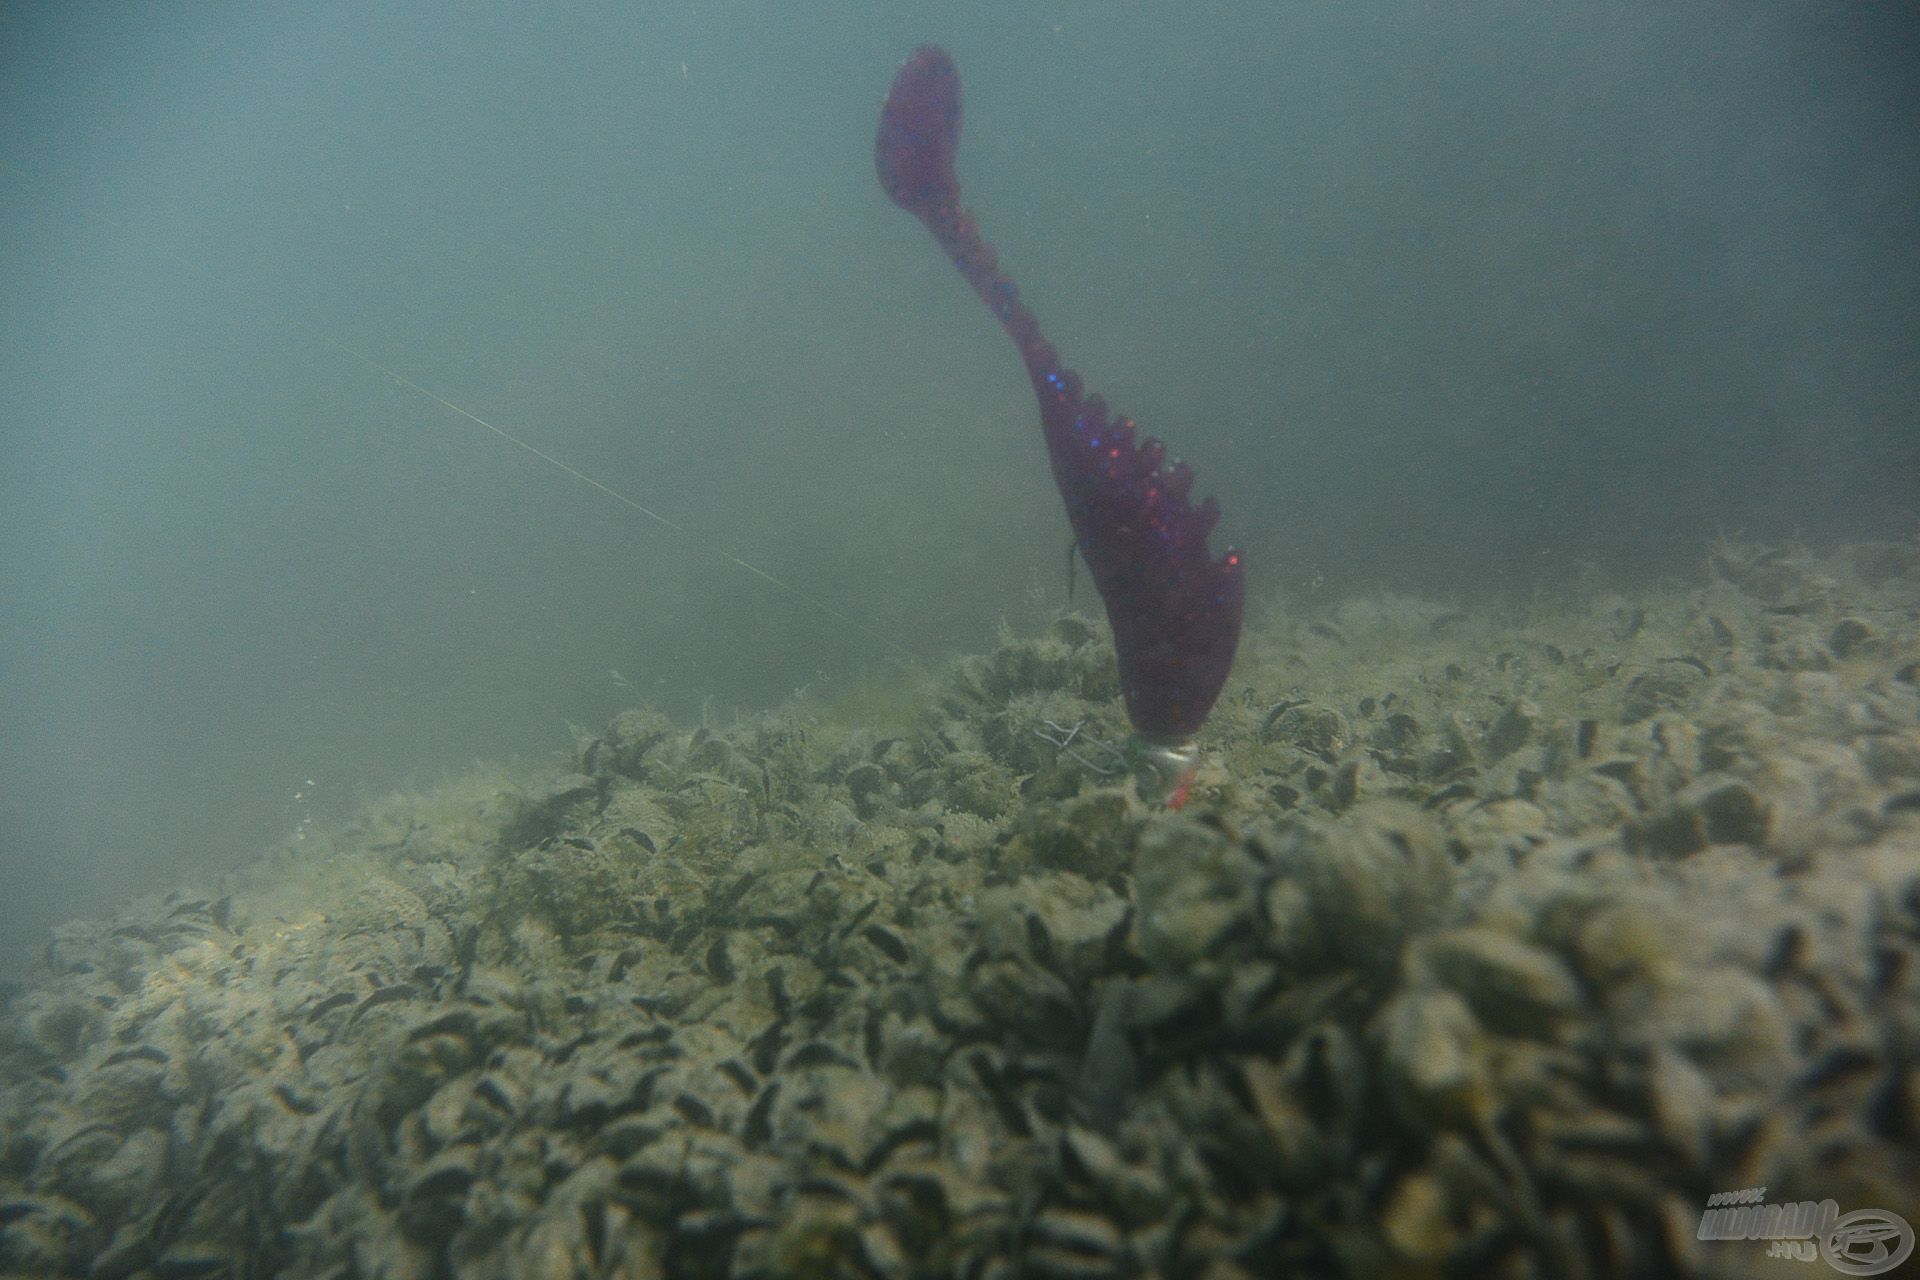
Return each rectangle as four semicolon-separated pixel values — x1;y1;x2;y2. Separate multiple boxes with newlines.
3;539;1916;1278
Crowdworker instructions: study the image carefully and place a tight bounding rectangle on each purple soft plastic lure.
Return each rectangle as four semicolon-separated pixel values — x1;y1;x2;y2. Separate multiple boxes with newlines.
877;44;1244;746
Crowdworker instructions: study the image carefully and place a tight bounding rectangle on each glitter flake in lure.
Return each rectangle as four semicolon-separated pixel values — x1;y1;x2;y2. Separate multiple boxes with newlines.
877;44;1244;747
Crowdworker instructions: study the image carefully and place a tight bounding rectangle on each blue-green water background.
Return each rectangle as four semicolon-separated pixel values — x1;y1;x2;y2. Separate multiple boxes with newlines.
3;0;1916;972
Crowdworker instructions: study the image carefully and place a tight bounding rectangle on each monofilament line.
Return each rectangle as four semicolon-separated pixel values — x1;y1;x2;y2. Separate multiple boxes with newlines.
3;158;914;664
300;326;913;661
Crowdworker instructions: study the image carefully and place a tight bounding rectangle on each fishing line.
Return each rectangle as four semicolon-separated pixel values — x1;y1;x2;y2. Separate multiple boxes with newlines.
295;324;910;657
2;158;915;663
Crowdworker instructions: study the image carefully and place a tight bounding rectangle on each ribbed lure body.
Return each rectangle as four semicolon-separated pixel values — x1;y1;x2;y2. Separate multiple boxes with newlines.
878;45;1243;742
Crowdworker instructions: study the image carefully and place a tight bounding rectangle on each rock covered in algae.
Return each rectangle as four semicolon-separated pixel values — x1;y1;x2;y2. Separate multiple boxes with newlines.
0;544;1917;1278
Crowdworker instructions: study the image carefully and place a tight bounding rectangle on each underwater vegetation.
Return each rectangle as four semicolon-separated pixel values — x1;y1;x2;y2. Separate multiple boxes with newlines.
877;46;1244;788
0;541;1916;1277
1;36;1916;1280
